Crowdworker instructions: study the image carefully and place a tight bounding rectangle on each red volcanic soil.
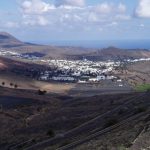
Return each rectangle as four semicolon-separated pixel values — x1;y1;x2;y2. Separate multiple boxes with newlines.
0;60;7;69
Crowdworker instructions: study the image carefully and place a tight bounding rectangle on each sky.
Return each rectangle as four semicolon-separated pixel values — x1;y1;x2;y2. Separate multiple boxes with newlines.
0;0;150;43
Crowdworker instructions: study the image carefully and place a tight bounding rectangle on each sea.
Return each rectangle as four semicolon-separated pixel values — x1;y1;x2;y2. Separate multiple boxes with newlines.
31;39;150;49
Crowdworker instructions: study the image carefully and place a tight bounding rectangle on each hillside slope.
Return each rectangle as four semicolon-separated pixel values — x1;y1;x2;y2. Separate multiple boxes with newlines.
0;32;24;48
68;47;150;60
1;89;149;150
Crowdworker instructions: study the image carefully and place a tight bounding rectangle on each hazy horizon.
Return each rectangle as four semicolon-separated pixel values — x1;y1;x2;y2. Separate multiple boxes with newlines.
28;39;150;49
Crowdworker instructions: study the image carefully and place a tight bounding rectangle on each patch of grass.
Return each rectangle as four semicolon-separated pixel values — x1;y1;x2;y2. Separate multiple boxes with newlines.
135;84;150;92
117;145;127;150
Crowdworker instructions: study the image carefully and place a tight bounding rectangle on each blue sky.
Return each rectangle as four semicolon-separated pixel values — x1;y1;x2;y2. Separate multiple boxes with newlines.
0;0;150;43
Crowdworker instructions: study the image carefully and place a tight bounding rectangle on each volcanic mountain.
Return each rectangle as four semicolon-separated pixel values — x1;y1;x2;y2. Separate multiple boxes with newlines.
0;32;24;48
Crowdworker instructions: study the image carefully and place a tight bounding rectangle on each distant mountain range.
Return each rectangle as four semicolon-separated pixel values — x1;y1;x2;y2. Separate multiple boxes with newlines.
0;32;150;60
79;47;150;61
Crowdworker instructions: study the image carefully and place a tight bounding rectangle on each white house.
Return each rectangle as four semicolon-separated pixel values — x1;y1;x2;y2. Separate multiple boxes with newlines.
97;75;106;80
89;78;98;82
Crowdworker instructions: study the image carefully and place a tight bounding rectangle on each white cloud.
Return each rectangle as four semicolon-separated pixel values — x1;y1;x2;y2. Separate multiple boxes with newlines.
140;23;145;27
94;3;113;14
56;0;85;7
115;14;131;20
108;22;118;27
88;13;99;22
23;15;49;26
118;3;126;13
98;27;103;32
87;3;129;24
135;0;150;18
94;3;126;14
37;16;49;26
20;0;129;28
21;0;55;14
5;22;19;28
21;0;53;26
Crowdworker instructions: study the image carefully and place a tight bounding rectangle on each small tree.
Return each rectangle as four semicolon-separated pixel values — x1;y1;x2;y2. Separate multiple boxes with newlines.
135;106;147;113
14;84;18;89
104;118;118;128
10;83;13;86
2;82;5;86
38;89;47;95
0;105;2;112
47;129;55;137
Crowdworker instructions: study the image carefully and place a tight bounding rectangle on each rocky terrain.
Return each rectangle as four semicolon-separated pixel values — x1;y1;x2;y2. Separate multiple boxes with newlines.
0;86;149;150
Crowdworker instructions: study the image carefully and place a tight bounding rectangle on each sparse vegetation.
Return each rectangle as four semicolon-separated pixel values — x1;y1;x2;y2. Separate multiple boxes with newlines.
47;129;55;138
104;118;118;128
38;89;47;95
14;84;18;89
117;145;127;150
10;82;14;87
118;109;124;115
59;140;71;147
1;81;5;86
135;106;147;113
0;87;150;150
135;84;150;92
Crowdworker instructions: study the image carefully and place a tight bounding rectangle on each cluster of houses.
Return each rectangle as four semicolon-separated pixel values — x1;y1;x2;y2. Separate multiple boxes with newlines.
39;59;120;83
1;48;150;83
126;58;150;62
0;49;40;60
0;49;19;56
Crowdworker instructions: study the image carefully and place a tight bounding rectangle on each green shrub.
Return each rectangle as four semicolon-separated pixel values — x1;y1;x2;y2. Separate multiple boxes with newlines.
117;145;127;150
47;129;55;137
38;89;47;95
59;140;71;147
135;106;147;113
135;84;150;92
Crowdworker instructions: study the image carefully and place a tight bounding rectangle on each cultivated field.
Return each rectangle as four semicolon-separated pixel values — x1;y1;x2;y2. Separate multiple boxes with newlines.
0;73;75;94
113;61;150;87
